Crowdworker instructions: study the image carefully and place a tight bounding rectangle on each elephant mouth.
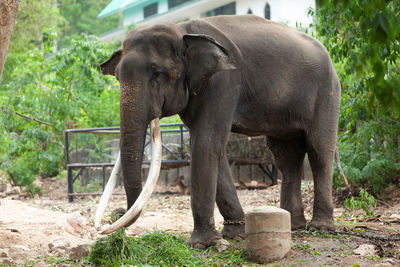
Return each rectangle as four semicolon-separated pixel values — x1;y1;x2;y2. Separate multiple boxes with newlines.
94;118;162;234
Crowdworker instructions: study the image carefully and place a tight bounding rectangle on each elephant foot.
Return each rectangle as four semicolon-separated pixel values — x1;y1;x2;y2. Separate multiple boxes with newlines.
309;218;335;231
187;228;222;249
221;224;245;240
291;214;307;230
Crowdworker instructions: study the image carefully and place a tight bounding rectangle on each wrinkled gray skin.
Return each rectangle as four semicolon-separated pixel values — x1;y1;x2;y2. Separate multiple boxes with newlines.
100;15;340;248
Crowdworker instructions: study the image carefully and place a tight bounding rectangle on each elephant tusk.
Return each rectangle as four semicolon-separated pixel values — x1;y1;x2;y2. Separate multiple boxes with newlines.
94;151;122;229
100;118;162;234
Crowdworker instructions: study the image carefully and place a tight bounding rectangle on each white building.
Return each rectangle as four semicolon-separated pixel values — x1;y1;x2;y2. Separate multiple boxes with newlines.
98;0;316;42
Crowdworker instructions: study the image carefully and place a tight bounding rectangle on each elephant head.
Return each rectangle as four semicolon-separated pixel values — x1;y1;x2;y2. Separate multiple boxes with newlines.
95;24;235;233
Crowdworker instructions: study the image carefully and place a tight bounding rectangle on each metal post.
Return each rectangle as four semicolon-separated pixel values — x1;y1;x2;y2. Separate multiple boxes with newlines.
65;131;74;202
65;131;70;165
102;165;106;192
68;167;74;202
180;125;184;159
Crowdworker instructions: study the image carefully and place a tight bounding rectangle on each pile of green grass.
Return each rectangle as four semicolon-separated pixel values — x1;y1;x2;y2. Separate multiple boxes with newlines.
89;229;248;266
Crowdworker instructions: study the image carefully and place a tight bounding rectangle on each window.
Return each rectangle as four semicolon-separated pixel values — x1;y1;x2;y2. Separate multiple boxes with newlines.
206;2;236;17
264;2;270;19
168;0;191;9
144;2;158;18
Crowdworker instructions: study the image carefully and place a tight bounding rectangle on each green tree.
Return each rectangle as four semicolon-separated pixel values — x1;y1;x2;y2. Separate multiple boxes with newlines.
311;0;400;196
8;0;64;53
1;0;64;87
58;0;121;48
0;34;119;193
313;0;400;114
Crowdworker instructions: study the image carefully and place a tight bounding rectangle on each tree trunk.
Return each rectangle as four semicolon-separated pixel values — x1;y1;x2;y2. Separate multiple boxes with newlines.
0;0;20;81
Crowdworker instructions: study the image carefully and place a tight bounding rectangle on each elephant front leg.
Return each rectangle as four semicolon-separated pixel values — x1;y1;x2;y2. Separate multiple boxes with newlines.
187;135;223;248
216;155;245;239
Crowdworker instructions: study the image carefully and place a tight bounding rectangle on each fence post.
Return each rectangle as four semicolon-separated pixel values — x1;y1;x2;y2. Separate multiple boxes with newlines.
65;131;74;202
180;125;184;159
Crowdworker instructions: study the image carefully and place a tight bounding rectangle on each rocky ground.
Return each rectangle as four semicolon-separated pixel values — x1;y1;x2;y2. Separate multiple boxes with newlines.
0;175;399;266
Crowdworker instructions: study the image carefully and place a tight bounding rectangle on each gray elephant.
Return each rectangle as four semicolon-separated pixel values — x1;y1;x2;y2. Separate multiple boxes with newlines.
95;14;341;248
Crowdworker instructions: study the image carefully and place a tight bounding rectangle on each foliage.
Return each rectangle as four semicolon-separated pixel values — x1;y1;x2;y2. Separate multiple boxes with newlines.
58;0;121;48
344;188;377;217
160;114;182;124
8;0;65;54
0;33;119;191
312;0;400;114
311;0;400;196
89;229;248;266
333;131;400;196
1;0;65;86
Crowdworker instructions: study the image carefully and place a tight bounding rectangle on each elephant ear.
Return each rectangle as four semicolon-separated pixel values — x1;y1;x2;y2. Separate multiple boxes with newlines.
183;34;235;94
100;49;122;76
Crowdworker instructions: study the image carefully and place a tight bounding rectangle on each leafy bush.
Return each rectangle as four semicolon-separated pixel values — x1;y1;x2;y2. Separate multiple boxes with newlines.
0;33;119;191
344;188;377;217
334;141;400;196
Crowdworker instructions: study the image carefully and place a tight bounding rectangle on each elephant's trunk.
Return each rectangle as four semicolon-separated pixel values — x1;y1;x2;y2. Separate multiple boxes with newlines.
95;83;162;233
119;82;150;209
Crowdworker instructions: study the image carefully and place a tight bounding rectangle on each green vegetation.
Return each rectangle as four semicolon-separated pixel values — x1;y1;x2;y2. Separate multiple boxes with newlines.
344;188;377;217
59;0;121;48
311;0;400;199
160;114;182;124
89;229;248;266
0;33;119;193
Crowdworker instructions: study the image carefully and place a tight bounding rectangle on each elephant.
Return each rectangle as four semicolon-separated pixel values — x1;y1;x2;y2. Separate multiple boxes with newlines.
95;14;341;249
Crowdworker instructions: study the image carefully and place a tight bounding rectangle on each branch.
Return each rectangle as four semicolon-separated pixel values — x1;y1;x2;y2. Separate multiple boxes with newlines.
0;106;54;127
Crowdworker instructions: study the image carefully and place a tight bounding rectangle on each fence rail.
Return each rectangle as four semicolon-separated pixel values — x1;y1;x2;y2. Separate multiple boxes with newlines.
65;123;277;202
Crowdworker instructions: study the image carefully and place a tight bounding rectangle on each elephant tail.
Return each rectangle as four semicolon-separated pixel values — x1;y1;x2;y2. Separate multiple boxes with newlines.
335;146;350;188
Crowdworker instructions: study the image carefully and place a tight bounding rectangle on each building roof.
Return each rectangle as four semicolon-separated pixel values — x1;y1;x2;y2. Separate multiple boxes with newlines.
98;0;150;18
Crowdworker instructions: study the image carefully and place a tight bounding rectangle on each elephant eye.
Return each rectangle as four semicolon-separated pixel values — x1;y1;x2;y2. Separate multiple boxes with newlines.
152;71;162;80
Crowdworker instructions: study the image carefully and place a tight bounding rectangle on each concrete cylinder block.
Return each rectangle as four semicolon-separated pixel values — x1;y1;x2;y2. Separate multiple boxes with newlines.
245;206;291;263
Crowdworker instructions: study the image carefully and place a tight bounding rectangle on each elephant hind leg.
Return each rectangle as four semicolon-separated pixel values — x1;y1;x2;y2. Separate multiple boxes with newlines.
307;138;335;231
216;155;245;239
267;137;307;230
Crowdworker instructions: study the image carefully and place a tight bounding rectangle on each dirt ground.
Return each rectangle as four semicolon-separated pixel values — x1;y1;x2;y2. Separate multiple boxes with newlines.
0;176;399;266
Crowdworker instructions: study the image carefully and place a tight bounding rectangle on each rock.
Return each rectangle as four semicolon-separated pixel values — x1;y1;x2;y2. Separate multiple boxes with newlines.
249;180;258;187
353;244;376;256
69;244;91;260
129;226;145;236
17;191;30;199
0;182;6;193
53;249;64;257
2;258;12;265
10;245;30;251
215;239;230;252
390;213;400;220
245;206;291;263
0;251;8;257
48;240;70;252
5;186;21;196
62;211;87;235
33;178;44;188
